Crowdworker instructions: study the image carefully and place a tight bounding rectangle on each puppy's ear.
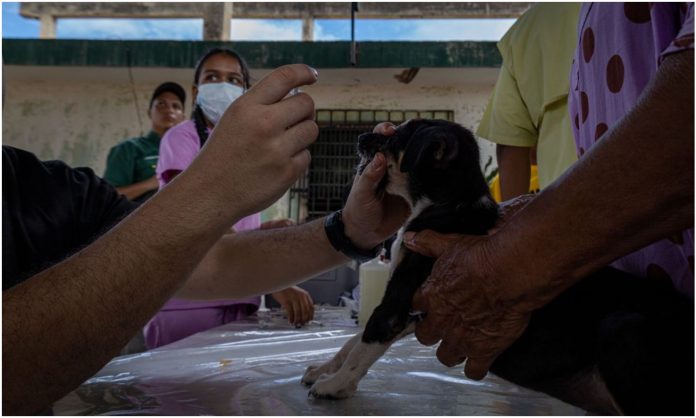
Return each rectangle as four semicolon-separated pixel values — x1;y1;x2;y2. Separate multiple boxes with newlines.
400;128;459;172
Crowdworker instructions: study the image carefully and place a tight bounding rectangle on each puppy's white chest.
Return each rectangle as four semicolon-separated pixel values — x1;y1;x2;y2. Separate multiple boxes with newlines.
390;230;405;276
390;198;433;275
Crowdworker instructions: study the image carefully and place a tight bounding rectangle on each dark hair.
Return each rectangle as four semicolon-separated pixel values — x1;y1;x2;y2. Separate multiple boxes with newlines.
192;48;251;147
149;81;186;110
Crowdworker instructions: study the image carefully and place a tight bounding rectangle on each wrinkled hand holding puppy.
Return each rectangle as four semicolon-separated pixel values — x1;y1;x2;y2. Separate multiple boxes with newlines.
407;197;537;379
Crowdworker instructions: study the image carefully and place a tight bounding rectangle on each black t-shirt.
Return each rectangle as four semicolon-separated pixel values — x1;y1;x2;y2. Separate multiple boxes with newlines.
2;146;138;290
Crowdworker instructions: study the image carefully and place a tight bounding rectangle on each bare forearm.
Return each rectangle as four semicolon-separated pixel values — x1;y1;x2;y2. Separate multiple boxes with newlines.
496;144;532;200
180;151;409;301
3;64;320;415
179;218;349;299
494;50;694;305
2;169;242;415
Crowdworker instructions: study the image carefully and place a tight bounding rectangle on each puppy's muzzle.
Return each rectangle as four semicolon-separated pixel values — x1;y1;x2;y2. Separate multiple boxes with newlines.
357;133;389;174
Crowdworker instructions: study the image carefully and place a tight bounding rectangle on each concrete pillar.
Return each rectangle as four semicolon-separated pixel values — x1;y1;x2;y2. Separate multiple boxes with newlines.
39;15;56;39
302;17;314;41
203;2;232;41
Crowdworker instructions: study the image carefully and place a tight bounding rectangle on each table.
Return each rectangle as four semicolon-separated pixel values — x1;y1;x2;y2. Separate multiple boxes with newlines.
54;307;586;415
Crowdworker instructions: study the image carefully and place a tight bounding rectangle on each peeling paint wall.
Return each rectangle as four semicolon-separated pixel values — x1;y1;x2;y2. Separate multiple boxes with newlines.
304;83;495;165
3;67;497;175
3;78;188;176
3;66;497;220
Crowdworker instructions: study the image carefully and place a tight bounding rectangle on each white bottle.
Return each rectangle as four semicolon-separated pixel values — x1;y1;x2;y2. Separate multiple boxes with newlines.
358;251;390;327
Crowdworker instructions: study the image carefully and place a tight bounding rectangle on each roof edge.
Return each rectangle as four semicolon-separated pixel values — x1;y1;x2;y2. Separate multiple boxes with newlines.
2;39;502;69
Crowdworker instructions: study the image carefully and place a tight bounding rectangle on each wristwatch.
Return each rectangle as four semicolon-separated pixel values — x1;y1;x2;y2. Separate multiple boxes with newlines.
324;210;382;263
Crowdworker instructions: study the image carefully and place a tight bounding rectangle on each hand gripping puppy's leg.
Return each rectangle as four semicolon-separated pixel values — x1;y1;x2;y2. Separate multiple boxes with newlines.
308;324;415;399
302;331;364;386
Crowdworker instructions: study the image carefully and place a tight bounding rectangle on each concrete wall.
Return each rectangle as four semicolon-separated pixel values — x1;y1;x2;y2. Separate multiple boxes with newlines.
3;67;194;175
2;65;498;219
3;66;497;172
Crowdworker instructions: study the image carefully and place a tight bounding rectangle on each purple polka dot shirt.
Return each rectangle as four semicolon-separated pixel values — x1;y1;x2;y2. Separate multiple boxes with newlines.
568;3;694;297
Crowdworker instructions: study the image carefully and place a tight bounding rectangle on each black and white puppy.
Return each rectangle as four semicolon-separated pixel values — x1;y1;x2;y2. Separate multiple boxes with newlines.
301;120;693;415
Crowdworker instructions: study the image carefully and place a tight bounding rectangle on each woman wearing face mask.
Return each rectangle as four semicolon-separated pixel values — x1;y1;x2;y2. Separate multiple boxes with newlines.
146;48;315;350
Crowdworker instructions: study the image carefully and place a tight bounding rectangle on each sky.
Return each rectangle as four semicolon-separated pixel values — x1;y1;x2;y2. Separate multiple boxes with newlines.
1;2;515;41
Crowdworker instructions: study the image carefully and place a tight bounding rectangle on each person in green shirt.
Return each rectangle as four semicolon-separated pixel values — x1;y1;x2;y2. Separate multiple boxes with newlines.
104;82;186;202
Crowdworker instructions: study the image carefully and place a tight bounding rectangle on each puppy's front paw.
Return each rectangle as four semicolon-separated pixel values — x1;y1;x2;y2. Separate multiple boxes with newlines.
302;359;342;386
308;374;358;399
301;364;325;386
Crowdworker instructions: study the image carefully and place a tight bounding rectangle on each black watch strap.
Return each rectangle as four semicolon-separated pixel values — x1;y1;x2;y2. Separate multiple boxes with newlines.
324;210;382;263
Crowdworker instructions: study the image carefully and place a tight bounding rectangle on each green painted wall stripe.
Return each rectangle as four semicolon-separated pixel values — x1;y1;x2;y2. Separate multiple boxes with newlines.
2;39;501;69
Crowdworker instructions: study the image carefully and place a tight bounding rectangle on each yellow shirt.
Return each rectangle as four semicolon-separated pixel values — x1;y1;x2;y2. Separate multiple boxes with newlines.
477;3;581;189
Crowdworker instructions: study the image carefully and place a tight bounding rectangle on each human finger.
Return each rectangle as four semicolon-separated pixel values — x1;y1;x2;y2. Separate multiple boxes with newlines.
353;152;387;192
294;294;306;325
300;296;313;324
372;122;397;136
245;64;318;106
281;119;319;156
464;355;496;381
412;289;445;346
289;149;312;180
306;299;315;322
435;330;469;367
403;229;462;258
271;92;316;129
285;300;297;325
340;153;387;238
348;150;386;190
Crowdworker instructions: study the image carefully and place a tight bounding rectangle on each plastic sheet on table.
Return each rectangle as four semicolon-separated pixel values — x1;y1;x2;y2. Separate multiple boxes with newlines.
53;307;586;415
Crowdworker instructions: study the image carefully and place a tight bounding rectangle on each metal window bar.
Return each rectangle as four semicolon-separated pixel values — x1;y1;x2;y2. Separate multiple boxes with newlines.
288;109;454;222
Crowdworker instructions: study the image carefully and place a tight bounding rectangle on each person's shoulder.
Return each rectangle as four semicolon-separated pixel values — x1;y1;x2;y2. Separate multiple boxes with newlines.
161;120;198;146
2;146;135;211
502;3;581;46
107;136;143;156
164;119;196;137
3;146;99;192
3;145;37;165
3;145;67;174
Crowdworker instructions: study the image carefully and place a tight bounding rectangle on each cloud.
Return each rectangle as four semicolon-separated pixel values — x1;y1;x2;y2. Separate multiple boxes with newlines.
29;12;515;42
313;23;338;41
311;18;516;41
55;17;305;41
409;19;515;41
230;19;301;40
57;18;202;40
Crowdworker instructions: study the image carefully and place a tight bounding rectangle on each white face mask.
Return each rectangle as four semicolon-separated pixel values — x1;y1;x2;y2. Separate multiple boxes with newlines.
195;82;245;125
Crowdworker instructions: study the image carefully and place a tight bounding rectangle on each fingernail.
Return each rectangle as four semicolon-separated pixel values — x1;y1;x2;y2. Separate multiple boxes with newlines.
309;67;318;79
403;231;416;244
